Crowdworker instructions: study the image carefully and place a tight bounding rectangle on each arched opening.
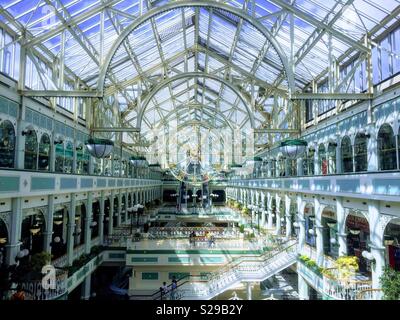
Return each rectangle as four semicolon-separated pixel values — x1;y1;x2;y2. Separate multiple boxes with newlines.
377;124;397;171
318;144;327;175
74;203;86;248
354;133;368;172
91;201;100;240
113;197;118;227
64;141;74;174
303;148;315;176
20;211;46;257
271;198;277;228
321;207;338;258
278;200;285;236
345;212;370;275
104;156;112;176
24;129;38;170
327;142;337;174
383;218;400;271
304;204;316;247
121;195;126;223
103;199;110;237
278;156;285;177
38;134;51;171
270;159;276;177
52;208;68;260
341;136;353;173
55;141;65;173
76;144;89;174
0;120;15;168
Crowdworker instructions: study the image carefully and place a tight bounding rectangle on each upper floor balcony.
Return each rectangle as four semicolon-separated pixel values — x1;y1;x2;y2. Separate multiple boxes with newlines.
228;170;400;201
0;168;162;199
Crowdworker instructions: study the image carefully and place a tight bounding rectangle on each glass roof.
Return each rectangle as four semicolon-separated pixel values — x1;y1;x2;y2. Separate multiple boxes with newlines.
0;0;398;146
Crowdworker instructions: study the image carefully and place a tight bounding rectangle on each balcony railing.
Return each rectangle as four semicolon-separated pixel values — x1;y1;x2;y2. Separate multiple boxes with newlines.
227;170;400;200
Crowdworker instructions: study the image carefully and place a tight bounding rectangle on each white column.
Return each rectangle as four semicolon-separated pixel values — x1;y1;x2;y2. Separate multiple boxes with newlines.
108;191;114;236
314;197;324;266
43;195;54;254
84;192;92;254
285;195;292;239
336;197;347;256
99;192;105;244
81;275;91;300
6;198;23;265
298;274;309;300
267;193;273;229
368;200;385;297
246;282;252;300
367;130;378;171
275;194;281;235
67;194;76;266
260;192;266;227
117;192;122;227
336;143;342;173
297;195;306;254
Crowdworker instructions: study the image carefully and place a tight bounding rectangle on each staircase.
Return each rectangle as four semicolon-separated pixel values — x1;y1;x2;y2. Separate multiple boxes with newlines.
175;240;297;300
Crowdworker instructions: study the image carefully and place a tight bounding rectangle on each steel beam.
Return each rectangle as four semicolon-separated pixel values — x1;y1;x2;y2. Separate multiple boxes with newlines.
254;129;300;134
291;93;373;100
91;127;140;132
19;90;102;98
97;0;295;95
268;0;368;53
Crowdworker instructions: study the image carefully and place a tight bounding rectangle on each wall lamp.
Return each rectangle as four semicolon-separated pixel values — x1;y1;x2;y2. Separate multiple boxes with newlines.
22;129;35;136
54;138;64;145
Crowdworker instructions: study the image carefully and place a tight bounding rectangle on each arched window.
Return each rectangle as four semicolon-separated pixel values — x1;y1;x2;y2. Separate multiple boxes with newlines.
354;133;368;172
327;143;336;174
38;134;51;171
278;157;285;176
0;120;15;168
76;144;89;174
55;142;65;173
24;130;38;170
378;124;397;171
341;136;353;173
318;144;327;175
307;148;315;175
64;142;74;173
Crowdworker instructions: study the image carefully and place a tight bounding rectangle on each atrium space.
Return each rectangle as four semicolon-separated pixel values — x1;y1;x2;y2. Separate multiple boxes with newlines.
0;0;400;302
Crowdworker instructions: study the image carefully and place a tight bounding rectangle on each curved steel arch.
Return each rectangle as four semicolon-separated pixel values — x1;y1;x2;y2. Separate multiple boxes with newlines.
97;1;294;95
136;72;256;129
151;103;236;132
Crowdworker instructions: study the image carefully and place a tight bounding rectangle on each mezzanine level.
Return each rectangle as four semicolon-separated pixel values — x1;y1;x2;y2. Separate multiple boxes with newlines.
228;170;400;202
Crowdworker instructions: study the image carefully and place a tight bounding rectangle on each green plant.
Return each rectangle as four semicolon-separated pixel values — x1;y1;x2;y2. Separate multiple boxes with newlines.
30;252;51;273
380;267;400;300
335;256;359;282
239;225;245;233
241;207;250;215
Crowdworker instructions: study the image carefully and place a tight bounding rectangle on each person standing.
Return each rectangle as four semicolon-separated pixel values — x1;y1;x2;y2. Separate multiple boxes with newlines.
160;282;168;300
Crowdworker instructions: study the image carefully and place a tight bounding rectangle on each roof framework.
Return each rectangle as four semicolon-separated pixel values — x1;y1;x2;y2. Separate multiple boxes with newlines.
0;0;399;151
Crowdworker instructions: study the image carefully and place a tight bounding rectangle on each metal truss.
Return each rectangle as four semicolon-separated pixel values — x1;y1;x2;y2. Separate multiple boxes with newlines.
1;0;399;154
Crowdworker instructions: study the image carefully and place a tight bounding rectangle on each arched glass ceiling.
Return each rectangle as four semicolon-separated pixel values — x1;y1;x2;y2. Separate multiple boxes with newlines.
2;0;398;89
0;0;399;145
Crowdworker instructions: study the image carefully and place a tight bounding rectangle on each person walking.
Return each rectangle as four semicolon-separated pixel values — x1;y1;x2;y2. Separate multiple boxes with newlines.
160;282;168;300
170;276;178;300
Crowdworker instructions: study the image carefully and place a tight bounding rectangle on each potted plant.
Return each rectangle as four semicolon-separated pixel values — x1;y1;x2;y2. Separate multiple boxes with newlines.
380;267;400;300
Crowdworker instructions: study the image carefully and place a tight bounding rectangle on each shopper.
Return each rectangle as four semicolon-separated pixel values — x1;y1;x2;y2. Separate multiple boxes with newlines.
170;276;178;300
159;281;168;300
